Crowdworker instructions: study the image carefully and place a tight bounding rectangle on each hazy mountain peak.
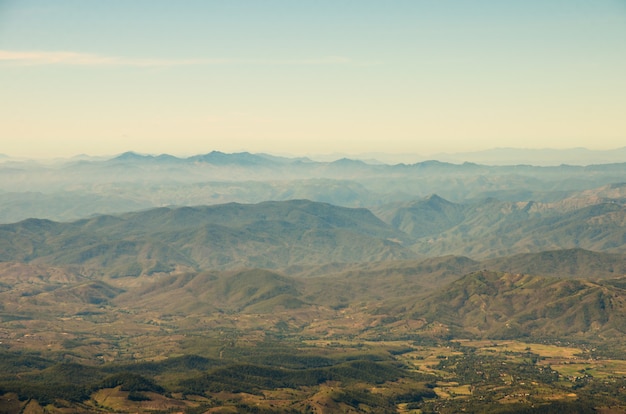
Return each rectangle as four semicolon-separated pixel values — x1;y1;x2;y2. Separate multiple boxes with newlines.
189;151;268;165
112;151;150;161
422;194;450;205
329;158;368;165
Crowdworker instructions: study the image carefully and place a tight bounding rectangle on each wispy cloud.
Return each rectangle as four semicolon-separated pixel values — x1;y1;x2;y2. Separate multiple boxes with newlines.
0;50;361;67
0;50;222;66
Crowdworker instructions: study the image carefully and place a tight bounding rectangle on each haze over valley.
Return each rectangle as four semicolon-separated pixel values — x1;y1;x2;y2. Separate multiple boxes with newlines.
2;0;626;412
2;150;626;412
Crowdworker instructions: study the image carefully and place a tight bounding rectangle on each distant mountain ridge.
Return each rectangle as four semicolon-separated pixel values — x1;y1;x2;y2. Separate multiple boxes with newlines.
109;150;310;166
2;150;626;224
432;146;626;166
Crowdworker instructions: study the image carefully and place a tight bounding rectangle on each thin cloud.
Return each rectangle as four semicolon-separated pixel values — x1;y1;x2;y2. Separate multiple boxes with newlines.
0;50;363;67
0;50;221;66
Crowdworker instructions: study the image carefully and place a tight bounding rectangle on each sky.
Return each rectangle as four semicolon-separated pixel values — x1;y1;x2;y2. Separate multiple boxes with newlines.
1;0;625;159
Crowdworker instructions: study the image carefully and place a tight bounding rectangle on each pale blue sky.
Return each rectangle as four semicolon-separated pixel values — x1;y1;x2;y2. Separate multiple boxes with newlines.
1;0;625;158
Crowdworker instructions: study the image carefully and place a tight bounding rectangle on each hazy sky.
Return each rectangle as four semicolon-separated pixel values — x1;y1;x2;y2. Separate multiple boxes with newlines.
1;0;625;158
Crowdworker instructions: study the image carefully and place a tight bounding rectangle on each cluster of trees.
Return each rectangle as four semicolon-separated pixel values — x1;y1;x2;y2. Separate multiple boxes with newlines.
0;348;429;409
437;352;559;385
178;360;406;395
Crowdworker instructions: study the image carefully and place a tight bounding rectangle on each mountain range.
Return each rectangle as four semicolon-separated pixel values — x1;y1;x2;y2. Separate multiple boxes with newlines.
3;248;626;343
0;200;411;276
2;150;626;224
376;193;626;258
3;159;626;412
2;191;626;342
2;195;625;278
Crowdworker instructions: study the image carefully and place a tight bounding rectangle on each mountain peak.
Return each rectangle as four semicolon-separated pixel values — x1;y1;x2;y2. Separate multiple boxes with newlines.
112;151;150;161
329;158;368;166
189;151;267;165
423;194;448;204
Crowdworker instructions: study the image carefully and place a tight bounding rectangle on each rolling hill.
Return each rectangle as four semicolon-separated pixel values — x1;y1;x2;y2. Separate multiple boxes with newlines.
413;270;626;340
483;248;626;279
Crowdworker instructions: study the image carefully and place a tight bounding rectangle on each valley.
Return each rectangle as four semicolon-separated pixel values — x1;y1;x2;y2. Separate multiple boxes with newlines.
4;0;626;409
1;154;626;412
2;250;626;413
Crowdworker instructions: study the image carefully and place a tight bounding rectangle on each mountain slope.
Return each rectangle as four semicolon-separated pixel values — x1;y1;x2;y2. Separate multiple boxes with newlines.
377;195;626;258
413;270;626;339
115;268;305;314
373;194;465;238
484;248;626;279
0;200;413;275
